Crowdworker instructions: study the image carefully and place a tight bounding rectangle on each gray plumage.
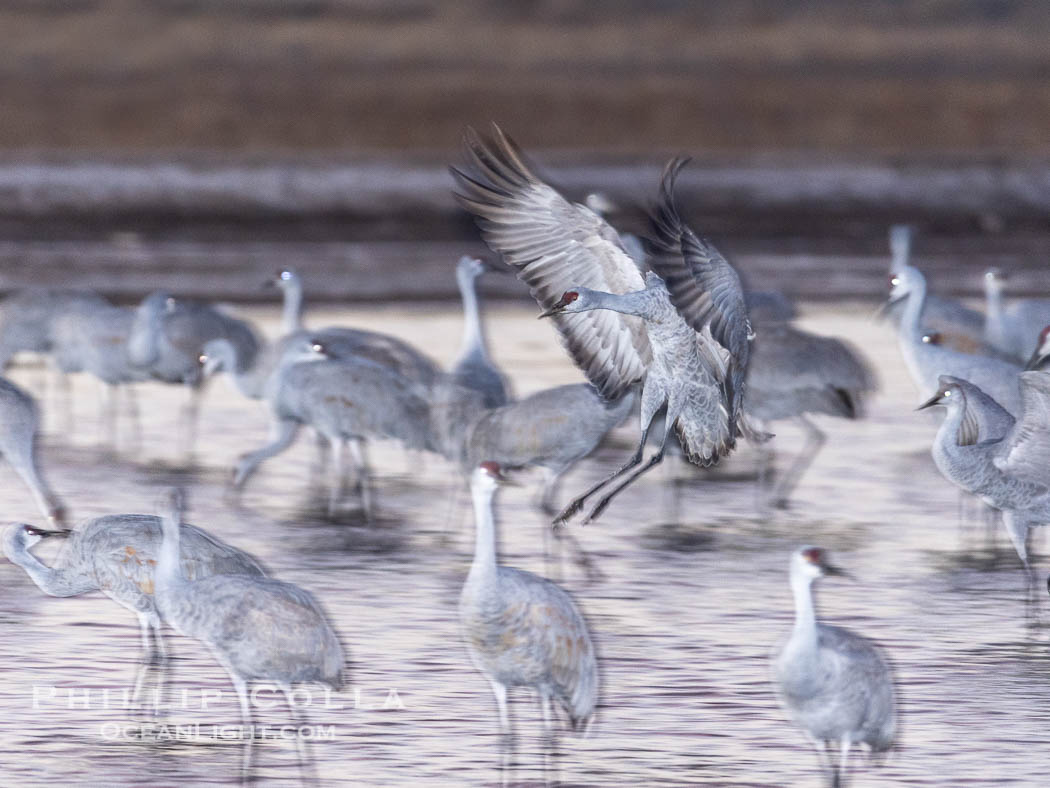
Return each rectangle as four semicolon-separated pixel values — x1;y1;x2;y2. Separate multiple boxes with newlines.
919;373;1050;609
883;225;986;342
984;268;1050;359
269;267;442;392
0;377;66;525
2;512;265;702
452;128;751;523
745;323;876;507
128;290;261;459
233;337;435;518
49;299;149;449
773;546;896;788
450;256;511;408
0;288;110;368
460;463;597;783
887;265;1023;413
153;491;343;781
745;290;798;324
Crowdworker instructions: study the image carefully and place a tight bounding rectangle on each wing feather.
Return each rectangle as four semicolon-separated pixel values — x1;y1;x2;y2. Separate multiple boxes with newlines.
993;371;1050;485
452;126;650;399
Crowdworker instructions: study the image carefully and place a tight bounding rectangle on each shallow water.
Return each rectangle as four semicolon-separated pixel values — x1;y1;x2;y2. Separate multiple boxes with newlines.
0;301;1048;787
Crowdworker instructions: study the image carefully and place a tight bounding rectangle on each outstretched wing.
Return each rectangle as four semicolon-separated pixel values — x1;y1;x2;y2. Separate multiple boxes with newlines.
451;125;651;400
993;371;1050;486
647;158;751;429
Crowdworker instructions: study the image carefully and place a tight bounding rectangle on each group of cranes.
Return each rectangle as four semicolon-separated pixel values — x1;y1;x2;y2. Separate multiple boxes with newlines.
3;127;1050;788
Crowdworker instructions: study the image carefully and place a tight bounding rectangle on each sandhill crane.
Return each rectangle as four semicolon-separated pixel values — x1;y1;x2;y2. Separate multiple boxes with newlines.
918;372;1050;615
268;267;442;391
128;290;261;460
2;512;265;705
460;462;597;785
452;127;756;524
0;377;66;525
0;288;110;369
49;299;150;451
154;490;343;782
434;379;634;578
984;268;1050;359
450;256;511;408
883;225;986;344
886;265;1023;413
746;323;876;508
773;546;896;788
0;288;112;427
232;337;435;520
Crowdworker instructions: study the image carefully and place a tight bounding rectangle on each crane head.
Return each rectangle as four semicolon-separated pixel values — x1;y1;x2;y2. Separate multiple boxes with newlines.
793;546;851;581
538;290;580;319
474;461;518;488
2;524;71;561
1025;325;1050;371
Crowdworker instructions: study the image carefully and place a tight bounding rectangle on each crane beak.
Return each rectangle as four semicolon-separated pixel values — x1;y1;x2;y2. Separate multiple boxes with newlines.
538;304;565;319
822;563;853;580
1024;348;1047;371
916;392;943;410
25;526;72;539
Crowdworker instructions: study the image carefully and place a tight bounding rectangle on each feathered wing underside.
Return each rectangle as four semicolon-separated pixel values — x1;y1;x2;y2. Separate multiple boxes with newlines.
451;126;650;399
993;371;1050;485
646;158;751;430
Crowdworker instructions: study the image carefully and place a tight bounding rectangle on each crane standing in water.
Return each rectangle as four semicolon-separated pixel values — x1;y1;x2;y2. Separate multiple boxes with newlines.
450;255;511;408
773;546;896;788
460;462;597;786
2;512;265;706
153;490;344;782
453;127;757;524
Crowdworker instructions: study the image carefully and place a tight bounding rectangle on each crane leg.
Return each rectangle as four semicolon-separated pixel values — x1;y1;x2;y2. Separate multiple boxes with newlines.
309;431;329;491
348;437;374;523
232;676;254;785
584;446;666;524
327;437;345;520
489;680;513;787
539;693;558;788
130;613;154;709
232;419;300;491
768;416;825;509
554;424;652;525
835;738;851;787
281;684;316;785
1002;511;1042;623
124;385;143;457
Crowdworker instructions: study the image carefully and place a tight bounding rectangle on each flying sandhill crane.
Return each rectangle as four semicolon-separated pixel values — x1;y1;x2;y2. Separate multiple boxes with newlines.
745;322;876;508
919;372;1050;616
773;546;896;788
2;512;265;705
231;337;436;520
128;290;261;461
0;377;66;525
452;127;758;524
450;256;511;408
154;490;344;782
460;462;597;785
983;268;1050;359
885;265;1023;413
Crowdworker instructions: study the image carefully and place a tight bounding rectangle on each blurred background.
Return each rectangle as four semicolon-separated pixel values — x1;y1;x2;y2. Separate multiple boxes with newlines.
2;0;1049;300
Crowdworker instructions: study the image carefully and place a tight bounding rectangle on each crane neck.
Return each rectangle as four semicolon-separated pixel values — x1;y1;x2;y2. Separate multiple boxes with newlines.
128;302;163;367
2;537;88;597
584;286;656;319
456;269;489;363
281;277;305;334
898;272;928;343
155;513;186;598
468;480;499;585
788;571;819;654
983;280;1006;343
